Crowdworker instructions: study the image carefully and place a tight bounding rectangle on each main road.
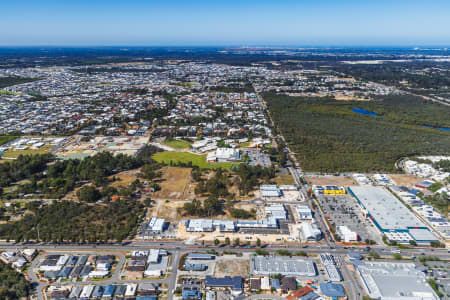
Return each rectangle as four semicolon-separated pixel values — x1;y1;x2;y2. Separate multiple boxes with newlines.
2;240;449;300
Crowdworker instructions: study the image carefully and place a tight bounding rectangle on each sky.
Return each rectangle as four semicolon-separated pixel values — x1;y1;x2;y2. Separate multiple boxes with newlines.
1;0;449;46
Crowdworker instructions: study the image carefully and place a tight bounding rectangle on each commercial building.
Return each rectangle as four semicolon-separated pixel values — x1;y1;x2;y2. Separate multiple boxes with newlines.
264;204;287;220
103;285;116;298
319;253;336;266
319;283;346;298
319;253;342;282
186;217;279;232
69;286;83;299
260;185;282;197
92;285;105;298
187;254;215;260
337;225;358;242
236;217;278;229
252;256;316;276
88;270;109;278
324;265;342;282
204;276;243;296
144;249;168;277
296;205;313;220
80;285;95;299
182;288;202;300
184;262;207;271
415;180;435;190
186;219;236;232
312;185;346;196
300;222;322;241
281;277;297;292
146;218;167;233
279;185;298;191
356;262;439;300
348;186;438;243
206;148;241;163
125;283;137;297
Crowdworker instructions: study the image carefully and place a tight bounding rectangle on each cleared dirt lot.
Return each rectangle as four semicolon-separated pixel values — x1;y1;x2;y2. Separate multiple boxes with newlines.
153;167;196;200
214;259;250;277
108;169;140;188
151;199;185;222
305;175;356;186
389;174;423;186
272;174;295;185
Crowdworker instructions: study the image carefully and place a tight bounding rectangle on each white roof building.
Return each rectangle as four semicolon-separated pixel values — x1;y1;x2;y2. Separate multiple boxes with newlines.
337;225;358;242
80;285;95;299
125;283;137;297
265;204;287;220
300;223;322;241
214;147;241;162
147;218;166;232
147;249;160;264
357;262;440;300
186;219;236;232
88;270;109;278
56;254;69;266
261;277;270;290
296;205;313;220
260;185;281;197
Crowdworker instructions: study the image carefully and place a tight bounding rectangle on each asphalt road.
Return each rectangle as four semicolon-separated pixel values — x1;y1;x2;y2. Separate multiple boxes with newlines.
3;241;448;257
4;236;449;300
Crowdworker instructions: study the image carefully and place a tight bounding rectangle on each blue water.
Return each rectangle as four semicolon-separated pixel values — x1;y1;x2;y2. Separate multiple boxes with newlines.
423;125;450;132
352;107;378;117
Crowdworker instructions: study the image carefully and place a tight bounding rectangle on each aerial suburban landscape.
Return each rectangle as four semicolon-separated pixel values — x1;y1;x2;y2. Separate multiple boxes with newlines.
0;46;448;300
1;1;450;300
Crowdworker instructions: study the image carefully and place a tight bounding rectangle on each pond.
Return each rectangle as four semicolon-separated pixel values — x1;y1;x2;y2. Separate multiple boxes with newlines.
422;125;450;132
352;107;378;117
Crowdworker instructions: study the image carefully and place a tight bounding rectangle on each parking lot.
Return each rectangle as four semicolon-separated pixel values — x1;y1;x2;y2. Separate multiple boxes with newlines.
242;149;271;168
418;260;449;297
316;194;381;244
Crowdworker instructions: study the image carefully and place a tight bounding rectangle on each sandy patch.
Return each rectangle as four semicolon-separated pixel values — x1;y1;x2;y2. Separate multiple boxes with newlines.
108;169;140;188
305;175;356;186
214;259;250;277
389;174;423;187
151;200;185;222
153;167;195;200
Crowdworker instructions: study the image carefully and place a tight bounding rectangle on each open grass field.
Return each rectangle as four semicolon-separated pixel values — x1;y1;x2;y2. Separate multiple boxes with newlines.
162;139;192;149
153;167;195;200
0;136;18;146
152;151;240;170
239;142;250;148
1;145;53;159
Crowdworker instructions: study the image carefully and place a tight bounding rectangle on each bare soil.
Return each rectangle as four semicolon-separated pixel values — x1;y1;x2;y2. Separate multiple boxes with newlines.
214;259;250;277
153;167;195;200
305;175;356;186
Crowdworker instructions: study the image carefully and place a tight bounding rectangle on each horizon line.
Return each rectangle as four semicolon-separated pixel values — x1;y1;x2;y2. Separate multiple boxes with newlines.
0;45;450;49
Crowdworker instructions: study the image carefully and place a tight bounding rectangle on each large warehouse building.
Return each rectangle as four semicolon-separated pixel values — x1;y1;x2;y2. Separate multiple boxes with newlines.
348;186;438;243
251;256;317;276
356;262;439;300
